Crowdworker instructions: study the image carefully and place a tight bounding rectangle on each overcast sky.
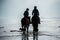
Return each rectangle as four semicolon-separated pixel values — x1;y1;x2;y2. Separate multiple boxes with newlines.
0;0;60;25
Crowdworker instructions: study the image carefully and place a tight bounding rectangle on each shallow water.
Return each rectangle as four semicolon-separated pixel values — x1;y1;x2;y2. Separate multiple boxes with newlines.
0;19;60;40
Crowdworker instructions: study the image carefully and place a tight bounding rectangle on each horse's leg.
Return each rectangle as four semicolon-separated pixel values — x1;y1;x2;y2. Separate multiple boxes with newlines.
23;25;26;34
32;24;35;32
21;24;24;29
27;25;29;33
36;24;38;32
33;24;38;32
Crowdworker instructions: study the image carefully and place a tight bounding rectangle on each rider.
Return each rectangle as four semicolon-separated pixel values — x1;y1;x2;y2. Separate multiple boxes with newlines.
32;6;40;32
23;8;30;23
24;8;29;17
21;8;30;32
32;6;39;16
32;6;40;24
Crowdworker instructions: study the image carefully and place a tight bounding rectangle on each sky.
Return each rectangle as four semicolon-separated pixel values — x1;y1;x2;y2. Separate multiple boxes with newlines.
0;0;60;25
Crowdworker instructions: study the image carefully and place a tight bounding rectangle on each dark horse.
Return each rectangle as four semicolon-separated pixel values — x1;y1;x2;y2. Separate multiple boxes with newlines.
32;15;40;32
20;16;30;33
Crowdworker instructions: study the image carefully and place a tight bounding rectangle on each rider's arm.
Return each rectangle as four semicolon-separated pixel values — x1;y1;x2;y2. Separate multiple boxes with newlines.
37;10;39;16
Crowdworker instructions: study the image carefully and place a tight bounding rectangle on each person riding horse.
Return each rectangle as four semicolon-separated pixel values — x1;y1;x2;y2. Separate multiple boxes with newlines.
32;6;40;24
32;6;40;32
20;8;30;33
32;6;39;17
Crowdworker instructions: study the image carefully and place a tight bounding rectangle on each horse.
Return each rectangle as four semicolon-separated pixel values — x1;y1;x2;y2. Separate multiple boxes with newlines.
20;16;30;33
32;15;40;32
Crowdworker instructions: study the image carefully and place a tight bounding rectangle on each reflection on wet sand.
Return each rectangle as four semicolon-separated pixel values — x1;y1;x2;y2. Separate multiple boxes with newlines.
21;32;29;40
33;32;38;40
21;31;38;40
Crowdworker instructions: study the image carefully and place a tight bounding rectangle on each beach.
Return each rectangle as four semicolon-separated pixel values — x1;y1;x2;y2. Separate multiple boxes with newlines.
0;19;60;40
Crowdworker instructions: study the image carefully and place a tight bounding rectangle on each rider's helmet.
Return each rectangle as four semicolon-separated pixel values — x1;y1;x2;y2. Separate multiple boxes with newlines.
26;8;29;11
34;6;37;9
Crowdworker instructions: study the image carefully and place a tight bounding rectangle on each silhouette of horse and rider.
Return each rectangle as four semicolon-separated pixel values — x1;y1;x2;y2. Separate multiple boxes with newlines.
20;6;40;34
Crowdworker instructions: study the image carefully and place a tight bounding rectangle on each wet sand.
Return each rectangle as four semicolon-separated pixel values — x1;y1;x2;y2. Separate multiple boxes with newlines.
0;19;60;40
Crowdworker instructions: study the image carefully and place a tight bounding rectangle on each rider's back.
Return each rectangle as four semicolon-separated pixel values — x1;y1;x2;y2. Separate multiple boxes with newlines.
33;9;38;14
